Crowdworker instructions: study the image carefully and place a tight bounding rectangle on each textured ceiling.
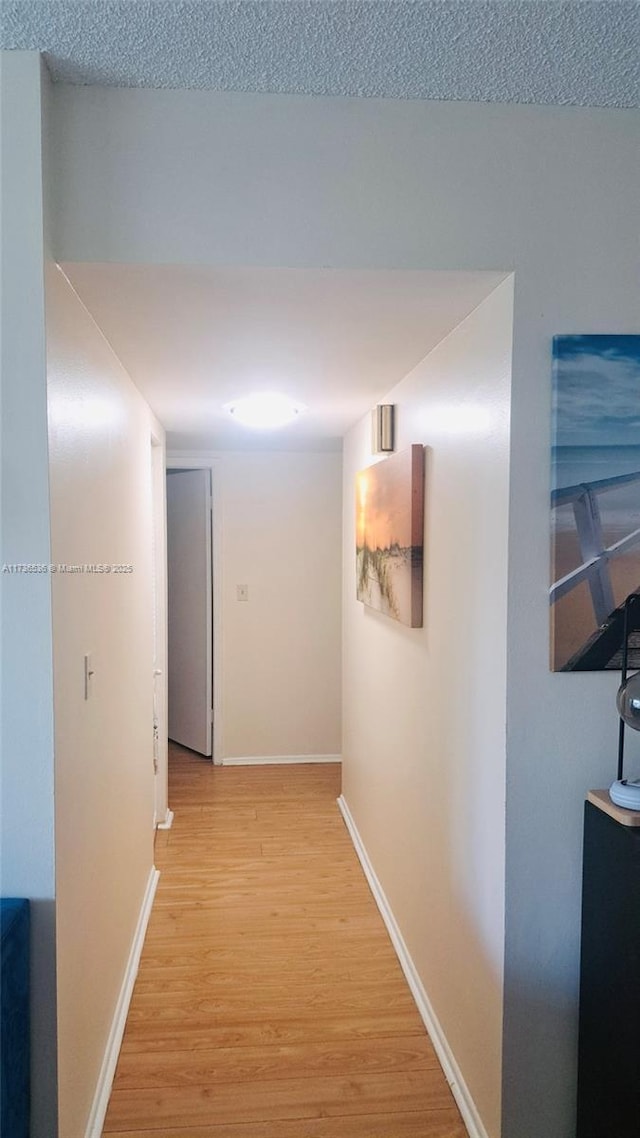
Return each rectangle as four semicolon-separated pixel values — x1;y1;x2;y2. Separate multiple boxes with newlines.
3;1;639;108
61;265;506;447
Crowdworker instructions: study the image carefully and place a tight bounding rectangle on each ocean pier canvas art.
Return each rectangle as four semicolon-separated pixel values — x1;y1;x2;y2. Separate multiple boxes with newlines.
356;444;425;628
550;335;640;670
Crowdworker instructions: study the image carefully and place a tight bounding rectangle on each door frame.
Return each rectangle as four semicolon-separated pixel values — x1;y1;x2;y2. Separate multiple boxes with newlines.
151;432;171;823
166;452;222;764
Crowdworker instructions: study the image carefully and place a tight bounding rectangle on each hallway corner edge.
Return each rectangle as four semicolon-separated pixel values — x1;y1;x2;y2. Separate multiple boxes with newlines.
336;793;488;1138
83;865;160;1138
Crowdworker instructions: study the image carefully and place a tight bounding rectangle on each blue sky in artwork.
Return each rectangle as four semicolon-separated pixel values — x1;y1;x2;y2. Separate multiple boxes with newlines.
553;335;640;447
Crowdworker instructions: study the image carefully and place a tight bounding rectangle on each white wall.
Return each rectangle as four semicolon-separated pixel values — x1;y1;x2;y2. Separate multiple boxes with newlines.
39;82;640;1136
169;450;343;761
46;264;164;1137
0;52;58;1137
343;279;513;1137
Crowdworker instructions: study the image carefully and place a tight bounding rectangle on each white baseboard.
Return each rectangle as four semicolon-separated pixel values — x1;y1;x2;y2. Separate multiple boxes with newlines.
156;808;174;830
222;754;342;766
336;795;488;1138
84;866;160;1138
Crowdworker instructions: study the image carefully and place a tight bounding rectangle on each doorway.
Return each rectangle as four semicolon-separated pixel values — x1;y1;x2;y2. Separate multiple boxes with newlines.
166;466;214;758
151;433;169;827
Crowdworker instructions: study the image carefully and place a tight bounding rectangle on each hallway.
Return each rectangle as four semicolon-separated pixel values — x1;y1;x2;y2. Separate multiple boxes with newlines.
102;746;466;1136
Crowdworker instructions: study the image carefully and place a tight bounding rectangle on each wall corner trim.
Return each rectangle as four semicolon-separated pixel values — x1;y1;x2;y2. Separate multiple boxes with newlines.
84;866;160;1138
156;809;174;831
221;754;342;766
336;794;489;1138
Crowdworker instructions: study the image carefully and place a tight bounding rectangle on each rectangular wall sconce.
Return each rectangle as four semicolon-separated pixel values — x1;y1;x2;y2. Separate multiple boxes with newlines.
372;404;395;453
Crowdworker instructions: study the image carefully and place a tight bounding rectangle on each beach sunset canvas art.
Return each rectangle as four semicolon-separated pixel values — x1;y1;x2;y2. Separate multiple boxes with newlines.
551;335;640;670
356;444;425;627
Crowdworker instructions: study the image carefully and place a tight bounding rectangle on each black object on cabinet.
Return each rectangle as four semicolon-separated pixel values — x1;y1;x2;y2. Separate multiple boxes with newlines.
576;798;640;1138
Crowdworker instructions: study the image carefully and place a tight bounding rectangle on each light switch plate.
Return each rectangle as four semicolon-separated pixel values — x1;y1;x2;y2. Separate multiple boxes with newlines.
84;653;95;700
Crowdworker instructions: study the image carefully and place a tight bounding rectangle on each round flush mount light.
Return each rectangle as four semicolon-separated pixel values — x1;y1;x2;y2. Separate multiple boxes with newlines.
224;392;307;429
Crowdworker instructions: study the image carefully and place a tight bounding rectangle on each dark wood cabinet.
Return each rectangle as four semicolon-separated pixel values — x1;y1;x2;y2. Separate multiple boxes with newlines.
576;794;640;1138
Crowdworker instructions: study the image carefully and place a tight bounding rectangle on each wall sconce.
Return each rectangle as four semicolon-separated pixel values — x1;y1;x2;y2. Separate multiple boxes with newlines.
372;404;395;453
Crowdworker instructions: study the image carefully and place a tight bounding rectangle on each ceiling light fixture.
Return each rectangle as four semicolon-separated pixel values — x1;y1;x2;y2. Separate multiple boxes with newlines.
224;392;307;430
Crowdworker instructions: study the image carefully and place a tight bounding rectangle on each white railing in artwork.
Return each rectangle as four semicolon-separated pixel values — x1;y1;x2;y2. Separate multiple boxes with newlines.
550;471;640;625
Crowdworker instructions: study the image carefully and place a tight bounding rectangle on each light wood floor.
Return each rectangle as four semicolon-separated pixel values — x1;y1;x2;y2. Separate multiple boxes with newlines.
103;745;466;1137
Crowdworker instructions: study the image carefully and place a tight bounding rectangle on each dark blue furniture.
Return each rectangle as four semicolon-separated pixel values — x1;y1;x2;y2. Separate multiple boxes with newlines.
1;899;30;1138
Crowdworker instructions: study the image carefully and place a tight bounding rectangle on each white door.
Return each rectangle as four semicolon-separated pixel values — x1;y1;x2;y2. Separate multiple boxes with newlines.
166;469;213;756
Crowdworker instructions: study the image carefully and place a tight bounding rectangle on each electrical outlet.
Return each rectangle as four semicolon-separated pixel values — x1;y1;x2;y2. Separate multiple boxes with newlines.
236;584;249;602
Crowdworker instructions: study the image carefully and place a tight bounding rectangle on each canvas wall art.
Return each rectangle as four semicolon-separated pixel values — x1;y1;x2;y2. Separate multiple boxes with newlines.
550;335;640;670
356;444;425;628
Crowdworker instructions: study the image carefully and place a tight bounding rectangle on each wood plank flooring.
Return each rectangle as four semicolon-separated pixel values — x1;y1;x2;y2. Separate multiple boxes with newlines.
103;746;466;1137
